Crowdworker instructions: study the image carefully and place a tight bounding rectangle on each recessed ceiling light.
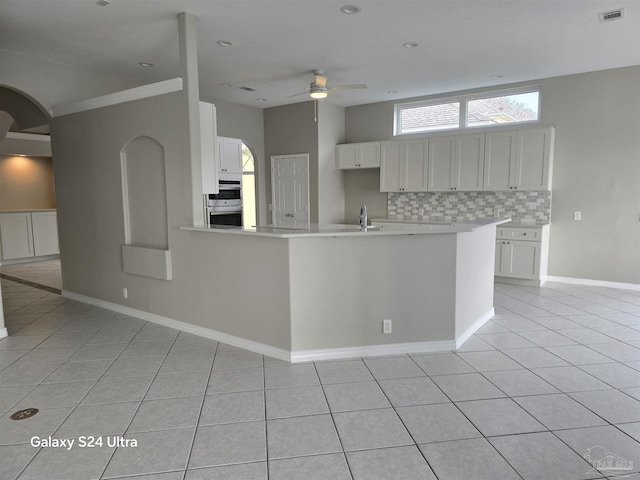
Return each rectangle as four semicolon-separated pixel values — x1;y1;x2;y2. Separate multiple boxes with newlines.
256;98;268;102
402;42;418;48
96;0;110;6
490;74;503;79
138;62;155;67
387;91;398;94
340;5;361;14
216;40;233;47
220;83;233;87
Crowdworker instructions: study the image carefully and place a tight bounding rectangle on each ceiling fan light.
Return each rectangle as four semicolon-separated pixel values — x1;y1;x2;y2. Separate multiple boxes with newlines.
310;91;328;99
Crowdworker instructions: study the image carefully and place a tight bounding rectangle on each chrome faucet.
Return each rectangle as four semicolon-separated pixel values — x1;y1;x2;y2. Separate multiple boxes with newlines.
359;204;368;230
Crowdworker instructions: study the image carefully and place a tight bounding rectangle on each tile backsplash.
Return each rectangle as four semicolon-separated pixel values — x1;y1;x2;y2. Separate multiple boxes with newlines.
388;191;551;223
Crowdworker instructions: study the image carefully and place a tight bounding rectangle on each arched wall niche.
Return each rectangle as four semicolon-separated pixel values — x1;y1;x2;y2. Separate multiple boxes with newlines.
121;135;169;249
120;135;172;281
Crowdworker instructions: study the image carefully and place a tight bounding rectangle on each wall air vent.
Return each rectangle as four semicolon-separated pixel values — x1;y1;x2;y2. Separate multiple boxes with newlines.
599;8;624;22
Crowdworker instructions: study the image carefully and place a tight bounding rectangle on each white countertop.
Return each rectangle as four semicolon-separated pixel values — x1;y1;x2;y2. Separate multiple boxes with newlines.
0;209;57;213
374;217;550;228
181;218;510;238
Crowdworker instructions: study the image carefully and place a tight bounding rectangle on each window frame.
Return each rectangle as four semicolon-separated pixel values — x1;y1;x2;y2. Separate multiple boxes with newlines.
394;85;541;136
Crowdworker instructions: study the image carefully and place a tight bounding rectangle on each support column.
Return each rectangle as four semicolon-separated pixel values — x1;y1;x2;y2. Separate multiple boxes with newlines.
178;12;204;226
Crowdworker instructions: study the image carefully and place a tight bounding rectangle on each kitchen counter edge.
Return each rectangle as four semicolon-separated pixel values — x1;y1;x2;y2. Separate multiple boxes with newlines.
180;218;511;238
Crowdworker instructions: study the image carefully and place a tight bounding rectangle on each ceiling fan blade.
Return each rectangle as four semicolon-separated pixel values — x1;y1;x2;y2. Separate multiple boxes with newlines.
329;84;368;91
286;91;309;98
315;75;328;87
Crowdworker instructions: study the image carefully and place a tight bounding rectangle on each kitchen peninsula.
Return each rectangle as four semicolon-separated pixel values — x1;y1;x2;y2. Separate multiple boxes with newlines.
181;218;508;362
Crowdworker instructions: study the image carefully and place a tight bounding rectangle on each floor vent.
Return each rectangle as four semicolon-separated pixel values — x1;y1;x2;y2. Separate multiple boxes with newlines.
599;8;624;22
10;408;39;420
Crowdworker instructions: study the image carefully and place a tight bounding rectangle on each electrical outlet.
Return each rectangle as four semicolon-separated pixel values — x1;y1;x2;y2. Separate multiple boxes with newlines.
122;287;128;299
494;208;501;218
383;319;392;334
419;208;424;216
573;211;582;221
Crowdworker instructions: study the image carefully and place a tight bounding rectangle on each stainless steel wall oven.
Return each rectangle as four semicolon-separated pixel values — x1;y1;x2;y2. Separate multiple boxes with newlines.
205;179;242;226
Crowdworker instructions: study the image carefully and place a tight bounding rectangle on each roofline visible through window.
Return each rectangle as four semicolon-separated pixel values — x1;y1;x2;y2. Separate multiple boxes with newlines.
394;85;541;137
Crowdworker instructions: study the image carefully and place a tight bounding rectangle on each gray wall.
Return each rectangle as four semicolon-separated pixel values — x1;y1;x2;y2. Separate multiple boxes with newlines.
51;91;292;350
0;155;56;210
344;66;640;284
263;101;319;222
202;97;266;224
317;102;346;224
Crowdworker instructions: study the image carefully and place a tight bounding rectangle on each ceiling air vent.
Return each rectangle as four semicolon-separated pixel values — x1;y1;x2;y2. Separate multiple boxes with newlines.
599;8;624;22
238;86;257;92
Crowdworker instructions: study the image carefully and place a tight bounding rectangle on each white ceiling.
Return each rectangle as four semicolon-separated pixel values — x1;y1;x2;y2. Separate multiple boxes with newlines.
1;0;639;109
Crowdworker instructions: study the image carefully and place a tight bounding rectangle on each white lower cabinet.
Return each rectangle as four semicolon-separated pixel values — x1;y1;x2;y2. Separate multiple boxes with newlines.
0;211;59;261
31;211;60;256
0;213;33;260
495;224;549;285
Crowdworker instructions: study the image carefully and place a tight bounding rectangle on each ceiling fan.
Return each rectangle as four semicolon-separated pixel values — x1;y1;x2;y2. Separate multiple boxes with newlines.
288;69;367;99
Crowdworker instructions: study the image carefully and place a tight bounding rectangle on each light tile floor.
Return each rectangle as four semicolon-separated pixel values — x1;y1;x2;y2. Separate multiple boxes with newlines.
1;262;640;479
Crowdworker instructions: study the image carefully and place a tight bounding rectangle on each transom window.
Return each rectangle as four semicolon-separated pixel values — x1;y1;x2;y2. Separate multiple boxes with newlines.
395;87;540;135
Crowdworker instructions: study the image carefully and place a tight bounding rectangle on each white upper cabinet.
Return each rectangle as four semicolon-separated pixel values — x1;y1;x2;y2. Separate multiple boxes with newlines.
405;139;429;191
483;131;516;190
515;127;554;190
380;139;428;192
380;141;403;192
218;136;243;177
336;142;381;169
456;134;485;191
343;126;554;193
199;101;219;194
484;127;554;191
427;134;485;192
428;136;456;191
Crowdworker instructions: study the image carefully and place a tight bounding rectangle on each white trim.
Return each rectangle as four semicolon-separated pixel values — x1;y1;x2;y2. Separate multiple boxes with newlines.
0;328;8;339
290;340;456;363
61;290;291;362
5;132;51;142
58;290;500;364
50;78;183;117
546;276;640;292
0;254;60;267
455;307;495;349
394;84;541;136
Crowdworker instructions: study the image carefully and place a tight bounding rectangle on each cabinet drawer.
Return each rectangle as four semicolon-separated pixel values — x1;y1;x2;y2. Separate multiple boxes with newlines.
496;227;509;239
508;228;541;241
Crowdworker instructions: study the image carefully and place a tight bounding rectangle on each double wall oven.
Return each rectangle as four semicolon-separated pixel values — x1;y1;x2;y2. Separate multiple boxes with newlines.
205;179;242;227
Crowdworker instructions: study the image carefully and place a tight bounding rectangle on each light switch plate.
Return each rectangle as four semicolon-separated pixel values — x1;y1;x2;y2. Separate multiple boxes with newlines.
573;211;582;221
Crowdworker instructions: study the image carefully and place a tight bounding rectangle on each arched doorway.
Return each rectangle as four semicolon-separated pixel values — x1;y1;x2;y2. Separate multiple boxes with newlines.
241;142;257;228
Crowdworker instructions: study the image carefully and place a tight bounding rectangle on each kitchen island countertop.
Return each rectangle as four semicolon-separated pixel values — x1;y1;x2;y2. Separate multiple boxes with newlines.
180;218;510;238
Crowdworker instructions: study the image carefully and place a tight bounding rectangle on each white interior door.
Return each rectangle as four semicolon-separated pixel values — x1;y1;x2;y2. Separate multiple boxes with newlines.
271;154;310;228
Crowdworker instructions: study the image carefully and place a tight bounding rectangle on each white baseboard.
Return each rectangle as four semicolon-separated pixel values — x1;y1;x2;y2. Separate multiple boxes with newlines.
455;308;495;349
290;340;457;364
61;290;291;362
60;290;497;364
0;327;8;339
0;254;60;266
546;276;640;292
